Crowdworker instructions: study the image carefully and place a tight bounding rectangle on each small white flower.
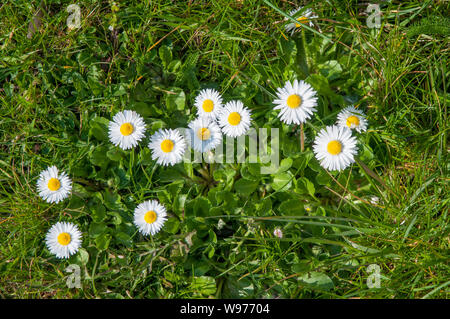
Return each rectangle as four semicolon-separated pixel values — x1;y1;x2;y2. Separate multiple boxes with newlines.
133;200;168;236
195;88;224;120
45;222;82;259
217;100;252;137
273;228;283;238
37;166;72;204
369;196;380;205
148;128;186;166
273;80;318;125
285;7;317;36
108;110;146;150
188;117;222;153
336;106;368;133
313;125;358;171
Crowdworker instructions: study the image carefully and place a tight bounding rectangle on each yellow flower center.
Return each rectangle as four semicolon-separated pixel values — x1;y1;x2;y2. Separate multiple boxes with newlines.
197;127;211;141
327;140;342;155
57;232;71;246
202;99;214;113
120;122;134;136
160;139;174;153
227;112;241;126
144;210;157;224
286;94;302;109
346;115;360;127
296;16;309;28
47;178;61;191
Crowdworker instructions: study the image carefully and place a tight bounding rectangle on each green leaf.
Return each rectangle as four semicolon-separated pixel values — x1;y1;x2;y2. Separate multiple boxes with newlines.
204;244;215;259
95;233;112;251
165;87;186;111
277;158;293;173
298;272;334;291
247;163;262;177
89;116;110;142
159;45;172;69
115;232;132;247
295;177;316;197
129;101;161;117
139;148;153;166
281;134;301;157
213;168;236;183
73;248;89;266
106;147;126;162
173;194;187;215
291;260;312;273
89;222;108;238
215;190;237;210
318;60;343;81
272;172;293;191
223;277;254;298
158;166;186;182
168;59;182;73
190;276;217;296
307;74;344;105
193;197;211;217
315;169;332;186
294;150;313;170
108;211;123;225
164;217;180;234
256;197;272;216
234;178;259;196
104;190;125;211
67;195;85;210
90;202;106;222
240;165;260;181
90;145;110;169
279;199;305;215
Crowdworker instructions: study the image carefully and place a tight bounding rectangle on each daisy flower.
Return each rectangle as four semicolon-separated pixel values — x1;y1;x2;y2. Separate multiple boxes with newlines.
285;7;317;36
188;117;222;153
45;222;82;259
336;106;368;133
313;125;358;171
195;88;224;120
217;100;252;137
37;166;72;204
133;200;168;236
273;80;318;125
148;128;186;166
108;110;146;150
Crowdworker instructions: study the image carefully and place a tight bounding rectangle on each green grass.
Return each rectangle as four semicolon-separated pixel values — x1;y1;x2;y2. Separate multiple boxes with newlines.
0;0;448;298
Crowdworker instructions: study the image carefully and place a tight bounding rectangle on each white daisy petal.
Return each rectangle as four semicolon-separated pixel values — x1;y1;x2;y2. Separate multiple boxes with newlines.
45;222;82;259
188;117;222;153
108;110;146;150
148;128;186;166
217;100;252;138
336;106;368;133
37;166;72;203
195;88;224;120
313;125;358;171
133;200;168;236
273;80;318;125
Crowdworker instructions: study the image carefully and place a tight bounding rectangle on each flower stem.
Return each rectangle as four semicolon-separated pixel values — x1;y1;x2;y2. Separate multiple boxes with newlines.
300;123;305;152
